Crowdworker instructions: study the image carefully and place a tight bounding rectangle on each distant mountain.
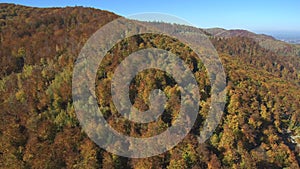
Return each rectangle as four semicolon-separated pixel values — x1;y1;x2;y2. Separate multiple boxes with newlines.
205;28;276;40
272;34;300;44
280;39;300;44
205;28;300;57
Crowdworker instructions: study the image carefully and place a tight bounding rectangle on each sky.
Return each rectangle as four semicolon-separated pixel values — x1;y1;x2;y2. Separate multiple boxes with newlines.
2;0;300;34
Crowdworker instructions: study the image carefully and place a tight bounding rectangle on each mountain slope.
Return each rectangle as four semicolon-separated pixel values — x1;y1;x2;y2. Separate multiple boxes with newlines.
0;3;119;77
205;28;300;57
0;4;299;169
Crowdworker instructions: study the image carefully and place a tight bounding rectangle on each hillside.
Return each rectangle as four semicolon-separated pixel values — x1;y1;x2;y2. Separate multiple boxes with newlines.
205;28;300;57
0;4;300;169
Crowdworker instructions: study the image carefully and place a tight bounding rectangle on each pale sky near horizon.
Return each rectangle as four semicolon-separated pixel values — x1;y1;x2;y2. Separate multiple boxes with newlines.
2;0;300;34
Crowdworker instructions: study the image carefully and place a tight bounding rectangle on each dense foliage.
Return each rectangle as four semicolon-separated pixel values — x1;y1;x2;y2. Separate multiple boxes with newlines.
0;4;299;169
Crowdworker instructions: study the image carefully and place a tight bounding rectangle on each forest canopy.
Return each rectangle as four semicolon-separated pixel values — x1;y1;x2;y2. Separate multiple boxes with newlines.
0;4;299;169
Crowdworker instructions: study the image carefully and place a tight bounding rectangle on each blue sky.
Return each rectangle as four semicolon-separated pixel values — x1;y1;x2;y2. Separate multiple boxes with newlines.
2;0;300;34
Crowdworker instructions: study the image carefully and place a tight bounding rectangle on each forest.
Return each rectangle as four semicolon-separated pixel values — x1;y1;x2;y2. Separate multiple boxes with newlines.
0;4;300;169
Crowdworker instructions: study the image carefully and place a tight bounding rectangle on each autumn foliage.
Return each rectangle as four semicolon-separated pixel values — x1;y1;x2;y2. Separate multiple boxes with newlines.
0;4;299;168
